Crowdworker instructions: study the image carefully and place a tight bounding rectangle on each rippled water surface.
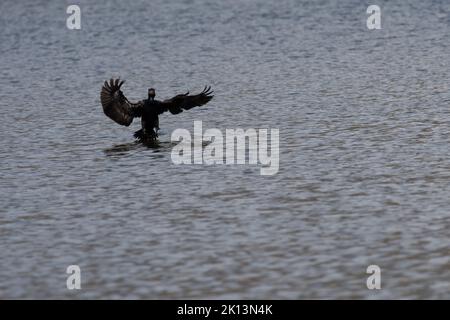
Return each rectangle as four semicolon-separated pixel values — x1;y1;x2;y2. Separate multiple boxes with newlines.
1;0;450;299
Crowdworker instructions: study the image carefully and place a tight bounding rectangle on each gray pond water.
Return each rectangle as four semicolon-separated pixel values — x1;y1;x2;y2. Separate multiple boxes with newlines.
1;0;450;299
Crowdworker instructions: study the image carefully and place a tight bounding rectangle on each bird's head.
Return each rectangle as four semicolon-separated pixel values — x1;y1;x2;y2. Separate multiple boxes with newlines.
148;88;156;100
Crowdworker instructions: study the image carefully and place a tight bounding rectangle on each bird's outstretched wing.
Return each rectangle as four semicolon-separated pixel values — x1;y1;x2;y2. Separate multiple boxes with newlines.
100;78;143;126
160;86;214;115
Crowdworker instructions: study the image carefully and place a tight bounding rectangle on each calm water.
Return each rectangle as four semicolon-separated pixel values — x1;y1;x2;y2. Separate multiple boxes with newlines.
1;0;450;299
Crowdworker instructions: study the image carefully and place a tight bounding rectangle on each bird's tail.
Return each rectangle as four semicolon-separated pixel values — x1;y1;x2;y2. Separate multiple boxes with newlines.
134;129;144;140
134;128;158;142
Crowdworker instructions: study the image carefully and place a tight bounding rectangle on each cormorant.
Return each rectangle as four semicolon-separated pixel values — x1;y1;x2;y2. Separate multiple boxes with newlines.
100;78;214;142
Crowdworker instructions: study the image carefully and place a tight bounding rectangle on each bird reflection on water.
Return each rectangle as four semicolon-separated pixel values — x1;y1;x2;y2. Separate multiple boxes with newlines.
103;138;181;159
103;140;158;156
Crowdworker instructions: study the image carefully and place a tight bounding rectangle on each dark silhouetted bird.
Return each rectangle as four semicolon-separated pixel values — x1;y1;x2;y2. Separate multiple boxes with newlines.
100;78;214;142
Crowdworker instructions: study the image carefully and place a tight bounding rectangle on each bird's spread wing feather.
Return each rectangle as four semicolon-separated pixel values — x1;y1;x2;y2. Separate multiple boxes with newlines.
100;78;143;126
160;86;214;115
